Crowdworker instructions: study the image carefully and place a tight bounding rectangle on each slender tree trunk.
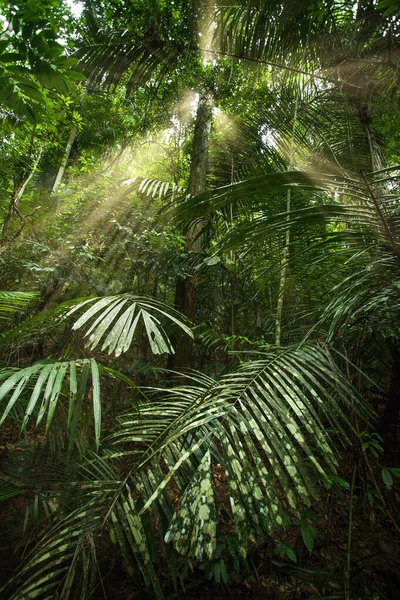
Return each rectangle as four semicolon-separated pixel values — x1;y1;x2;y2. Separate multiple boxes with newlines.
1;144;43;249
274;75;302;345
168;0;215;369
230;162;235;346
51;125;78;194
186;86;214;259
275;189;291;346
358;103;384;172
169;86;214;369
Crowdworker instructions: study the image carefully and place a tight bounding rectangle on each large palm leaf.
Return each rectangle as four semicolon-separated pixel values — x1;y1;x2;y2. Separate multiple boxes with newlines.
215;0;324;68
75;1;194;92
0;294;193;451
1;293;193;354
173;166;400;270
76;30;182;91
169;163;400;350
215;0;400;95
1;343;370;599
66;294;193;356
0;358;109;450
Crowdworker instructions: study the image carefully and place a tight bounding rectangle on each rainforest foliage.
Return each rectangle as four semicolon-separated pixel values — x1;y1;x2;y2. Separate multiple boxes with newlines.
1;1;400;598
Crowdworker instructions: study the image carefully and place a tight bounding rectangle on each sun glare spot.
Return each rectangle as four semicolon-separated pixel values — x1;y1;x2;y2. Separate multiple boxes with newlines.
65;0;83;18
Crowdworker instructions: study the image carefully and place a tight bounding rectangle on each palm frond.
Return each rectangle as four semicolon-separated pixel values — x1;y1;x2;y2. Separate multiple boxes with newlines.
0;291;38;318
318;253;400;343
122;176;186;201
0;358;104;449
215;0;321;70
75;14;185;92
174;166;400;284
1;443;164;599
173;170;327;224
111;343;370;559
2;343;369;598
2;497;101;600
0;293;192;358
215;0;399;97
66;294;193;356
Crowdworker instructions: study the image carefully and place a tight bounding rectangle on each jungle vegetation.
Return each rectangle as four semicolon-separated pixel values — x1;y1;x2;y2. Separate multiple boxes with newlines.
1;0;400;598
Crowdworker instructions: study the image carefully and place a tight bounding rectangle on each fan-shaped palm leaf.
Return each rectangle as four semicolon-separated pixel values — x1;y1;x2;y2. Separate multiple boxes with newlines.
0;293;192;358
66;294;193;356
0;358;104;450
121;176;186;202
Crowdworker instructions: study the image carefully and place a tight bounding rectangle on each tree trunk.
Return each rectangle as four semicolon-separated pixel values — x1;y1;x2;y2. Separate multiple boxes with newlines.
358;103;384;172
186;86;214;251
274;77;301;346
1;144;43;249
51;125;78;194
168;0;215;370
169;86;214;370
275;189;291;346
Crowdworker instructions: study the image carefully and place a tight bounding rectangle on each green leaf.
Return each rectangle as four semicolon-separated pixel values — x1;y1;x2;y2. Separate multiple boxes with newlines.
90;359;101;450
301;521;317;553
382;467;393;490
164;450;217;560
67;70;87;81
324;475;350;490
69;294;192;356
274;542;297;563
0;359;108;450
204;256;221;266
0;291;38;318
